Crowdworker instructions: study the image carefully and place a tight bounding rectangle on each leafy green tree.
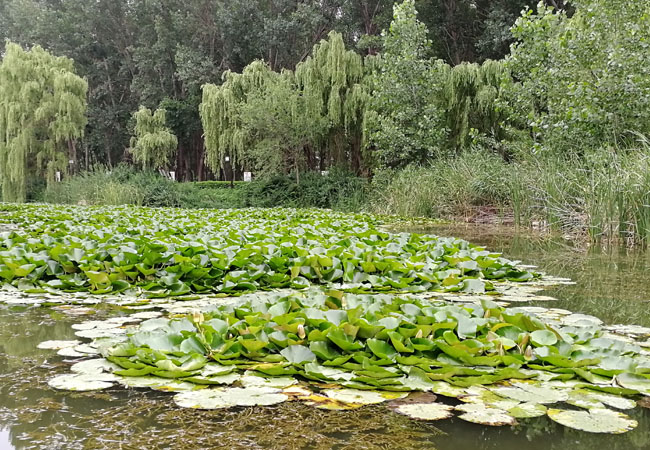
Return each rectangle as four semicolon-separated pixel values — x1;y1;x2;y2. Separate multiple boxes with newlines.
444;60;510;152
365;0;447;169
0;42;87;202
129;107;178;171
294;31;368;173
201;32;369;180
506;0;650;153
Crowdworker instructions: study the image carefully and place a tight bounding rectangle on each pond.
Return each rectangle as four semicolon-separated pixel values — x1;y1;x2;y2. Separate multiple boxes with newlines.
0;218;649;450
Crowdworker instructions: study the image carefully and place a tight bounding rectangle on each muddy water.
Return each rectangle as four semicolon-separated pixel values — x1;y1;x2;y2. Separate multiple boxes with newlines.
0;224;649;450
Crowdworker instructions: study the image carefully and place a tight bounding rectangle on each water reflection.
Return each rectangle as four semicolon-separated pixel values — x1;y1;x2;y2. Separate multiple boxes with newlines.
0;224;650;449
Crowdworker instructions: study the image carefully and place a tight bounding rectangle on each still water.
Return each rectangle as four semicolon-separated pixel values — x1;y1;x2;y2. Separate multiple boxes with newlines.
0;224;649;450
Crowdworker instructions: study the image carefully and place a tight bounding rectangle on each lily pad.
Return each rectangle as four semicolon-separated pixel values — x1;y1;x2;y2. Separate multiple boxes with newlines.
37;340;81;350
48;374;114;391
547;408;638;434
118;377;203;392
322;388;407;405
508;402;547;418
240;374;298;389
490;382;568;404
455;403;516;426
70;358;120;376
394;402;455;421
173;387;288;409
616;373;650;394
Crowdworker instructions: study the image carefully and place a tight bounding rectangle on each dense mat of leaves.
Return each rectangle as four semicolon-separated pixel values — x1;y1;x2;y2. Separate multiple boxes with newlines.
104;292;650;396
0;204;535;297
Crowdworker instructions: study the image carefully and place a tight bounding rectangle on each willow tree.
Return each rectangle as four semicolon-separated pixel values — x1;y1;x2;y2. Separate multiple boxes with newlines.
200;61;276;176
240;69;329;183
295;31;368;173
201;33;370;179
0;42;87;202
129;107;178;171
444;60;510;152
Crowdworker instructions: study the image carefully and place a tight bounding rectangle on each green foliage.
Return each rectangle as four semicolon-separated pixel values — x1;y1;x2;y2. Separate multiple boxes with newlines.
369;144;650;244
200;32;368;179
43;166;366;211
444;60;510;152
506;0;650;152
369;151;511;218
0;205;534;297
365;0;447;169
0;42;87;202
100;289;650;417
130;107;178;170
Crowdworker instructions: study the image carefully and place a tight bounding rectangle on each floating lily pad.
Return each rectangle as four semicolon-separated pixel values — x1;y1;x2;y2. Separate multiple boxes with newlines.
490;382;568;404
455;403;516;426
547;408;638;434
73;344;100;355
616;373;650;394
173;387;288;409
394;402;455;421
37;340;81;350
70;358;120;376
508;402;547;418
57;347;87;357
48;374;114;391
118;376;205;392
240;374;298;389
322;388;407;405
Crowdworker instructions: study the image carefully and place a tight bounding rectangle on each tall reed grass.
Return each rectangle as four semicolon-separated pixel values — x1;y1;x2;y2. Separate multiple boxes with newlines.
370;146;650;245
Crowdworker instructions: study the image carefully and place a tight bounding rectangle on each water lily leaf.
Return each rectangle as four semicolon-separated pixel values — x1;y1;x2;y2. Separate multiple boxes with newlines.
366;338;398;360
430;381;468;398
201;363;236;376
489;383;568;404
183;373;241;385
118;376;203;392
455;403;516;426
240;374;297;389
460;388;520;410
173;387;288;409
508;402;547;418
70;358;120;376
394;402;455;421
322;388;407;405
37;340;81;350
327;328;364;351
547;408;637;434
280;345;316;364
48;374;114;391
57;347;88;357
616;372;650;394
530;330;558;347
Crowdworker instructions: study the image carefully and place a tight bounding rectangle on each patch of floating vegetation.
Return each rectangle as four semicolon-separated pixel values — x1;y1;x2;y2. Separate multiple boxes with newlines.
37;290;650;434
4;204;647;436
0;204;540;298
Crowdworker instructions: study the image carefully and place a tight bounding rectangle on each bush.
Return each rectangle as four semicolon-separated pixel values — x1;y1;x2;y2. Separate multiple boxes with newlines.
41;166;368;212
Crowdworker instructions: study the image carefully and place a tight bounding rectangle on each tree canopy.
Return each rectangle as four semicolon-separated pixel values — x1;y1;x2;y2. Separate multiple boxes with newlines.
130;107;178;171
0;42;87;202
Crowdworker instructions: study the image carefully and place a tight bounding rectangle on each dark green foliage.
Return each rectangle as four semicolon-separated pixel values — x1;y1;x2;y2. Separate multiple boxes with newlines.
43;167;366;211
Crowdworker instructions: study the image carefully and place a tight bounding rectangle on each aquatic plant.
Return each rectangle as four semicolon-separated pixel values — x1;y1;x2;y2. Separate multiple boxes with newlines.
0;204;536;297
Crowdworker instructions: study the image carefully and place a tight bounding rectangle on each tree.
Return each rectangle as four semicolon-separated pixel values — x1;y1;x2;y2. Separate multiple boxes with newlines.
129;107;178;171
506;0;650;153
294;31;368;173
201;32;369;180
365;0;447;169
444;60;510;152
0;42;87;202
